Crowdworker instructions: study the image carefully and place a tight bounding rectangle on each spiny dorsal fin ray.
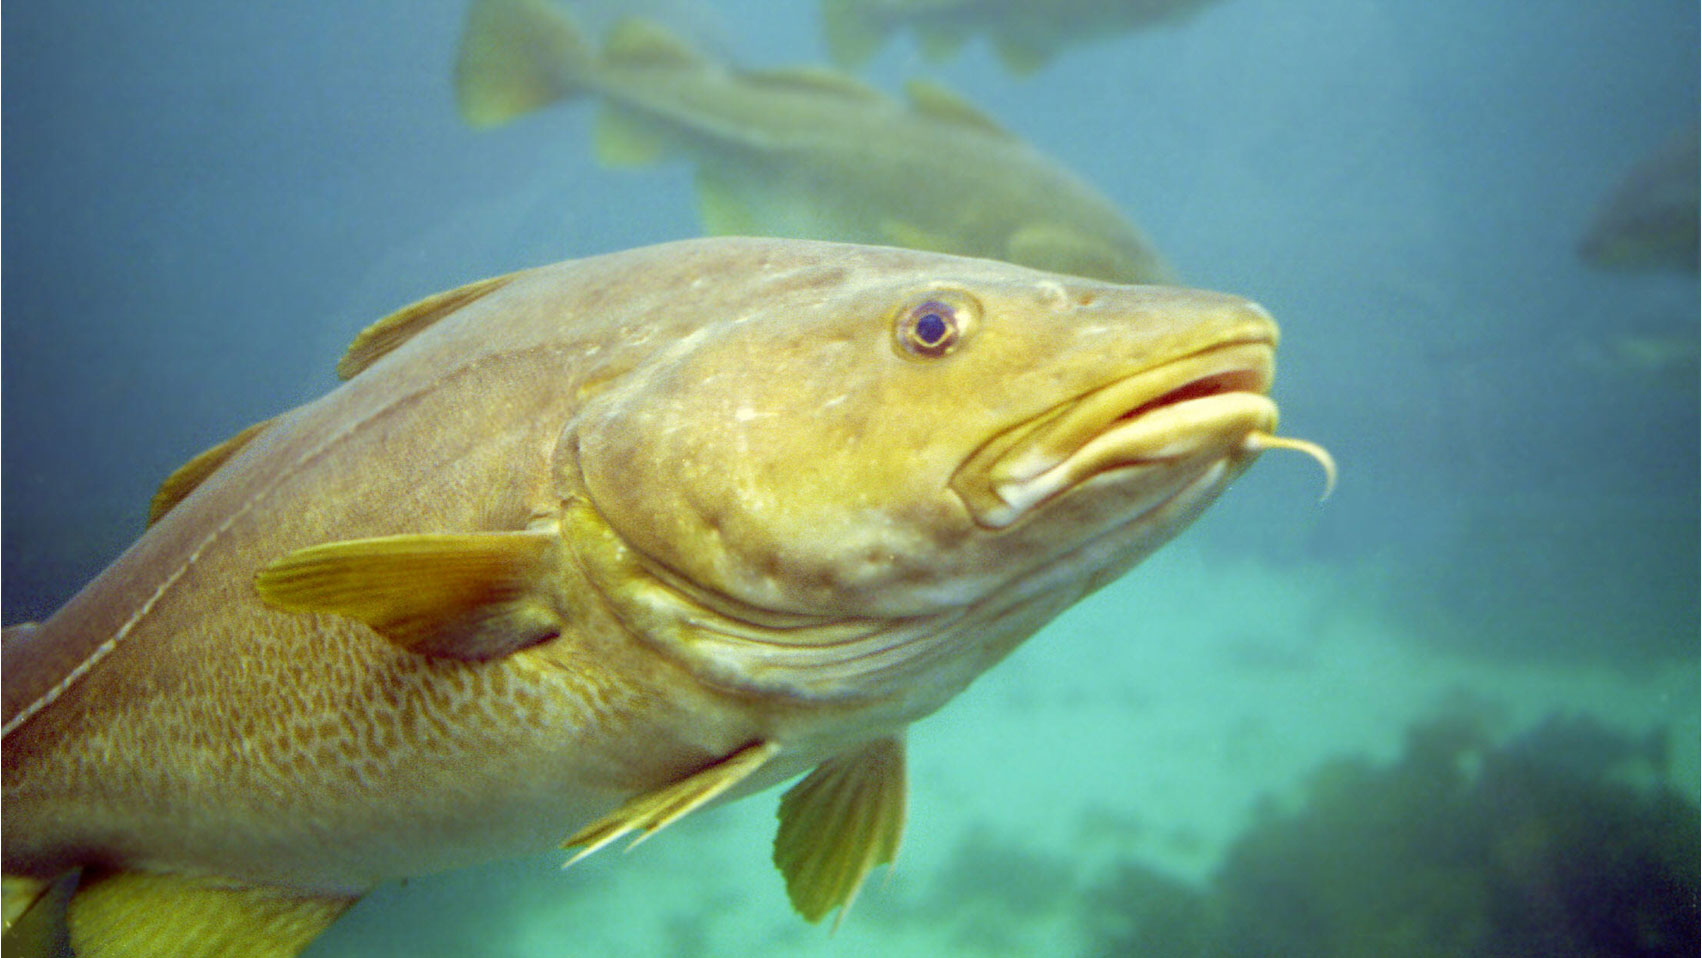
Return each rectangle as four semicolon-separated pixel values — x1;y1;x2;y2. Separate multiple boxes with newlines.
562;740;780;864
904;78;1008;137
605;17;706;69
254;529;567;660
773;736;906;926
66;870;356;958
337;272;516;380
148;416;278;526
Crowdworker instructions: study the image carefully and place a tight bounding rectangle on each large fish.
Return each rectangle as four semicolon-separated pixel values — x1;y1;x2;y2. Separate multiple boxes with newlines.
455;0;1174;285
820;0;1229;74
2;238;1330;956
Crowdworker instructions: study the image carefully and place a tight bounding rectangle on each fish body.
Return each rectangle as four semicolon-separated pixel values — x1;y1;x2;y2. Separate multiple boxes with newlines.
456;0;1174;285
1579;125;1700;272
3;237;1321;955
820;0;1228;74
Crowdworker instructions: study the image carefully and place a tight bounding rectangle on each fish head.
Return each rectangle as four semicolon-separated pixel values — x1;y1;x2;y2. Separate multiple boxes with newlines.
563;248;1314;704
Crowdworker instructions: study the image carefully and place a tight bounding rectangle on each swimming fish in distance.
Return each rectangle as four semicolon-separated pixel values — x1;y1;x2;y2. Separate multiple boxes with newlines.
820;0;1230;74
2;237;1331;956
1578;124;1699;273
455;0;1175;285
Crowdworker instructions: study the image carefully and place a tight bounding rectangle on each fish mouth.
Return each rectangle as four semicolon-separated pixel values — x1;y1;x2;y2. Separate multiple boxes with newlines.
952;340;1279;529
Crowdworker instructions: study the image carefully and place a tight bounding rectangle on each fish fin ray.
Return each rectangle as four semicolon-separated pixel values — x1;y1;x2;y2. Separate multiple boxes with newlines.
562;740;780;863
773;736;906;926
455;0;592;127
255;530;567;659
148;416;278;526
66;870;357;958
337;272;517;379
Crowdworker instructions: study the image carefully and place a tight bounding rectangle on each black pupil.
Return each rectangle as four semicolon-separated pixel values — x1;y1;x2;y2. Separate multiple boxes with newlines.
915;309;949;345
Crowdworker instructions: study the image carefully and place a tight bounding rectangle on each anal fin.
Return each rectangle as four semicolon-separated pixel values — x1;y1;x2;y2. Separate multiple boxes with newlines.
66;870;357;958
773;736;906;926
562;740;779;864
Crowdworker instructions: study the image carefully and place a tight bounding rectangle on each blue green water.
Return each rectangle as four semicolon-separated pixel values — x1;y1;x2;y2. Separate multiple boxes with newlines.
3;1;1697;955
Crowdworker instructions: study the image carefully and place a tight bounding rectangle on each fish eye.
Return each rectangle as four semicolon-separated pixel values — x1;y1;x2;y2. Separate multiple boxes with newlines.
895;295;975;358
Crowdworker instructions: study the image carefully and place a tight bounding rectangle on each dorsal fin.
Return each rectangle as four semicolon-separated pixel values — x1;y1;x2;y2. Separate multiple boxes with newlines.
336;273;516;380
604;17;705;69
148;417;278;526
739;66;887;103
455;0;593;128
903;78;1008;137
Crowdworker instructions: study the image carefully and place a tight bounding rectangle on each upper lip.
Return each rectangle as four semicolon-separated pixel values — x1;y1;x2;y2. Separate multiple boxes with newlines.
952;338;1278;528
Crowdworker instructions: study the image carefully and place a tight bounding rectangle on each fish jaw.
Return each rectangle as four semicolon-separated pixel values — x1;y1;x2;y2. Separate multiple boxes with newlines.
952;339;1277;529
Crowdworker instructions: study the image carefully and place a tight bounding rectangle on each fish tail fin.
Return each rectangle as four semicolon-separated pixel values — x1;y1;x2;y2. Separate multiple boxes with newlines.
455;0;593;128
820;0;887;67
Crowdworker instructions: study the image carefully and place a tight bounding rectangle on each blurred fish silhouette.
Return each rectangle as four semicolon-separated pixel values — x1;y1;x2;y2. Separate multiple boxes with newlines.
455;0;1175;284
1578;125;1699;273
820;0;1229;74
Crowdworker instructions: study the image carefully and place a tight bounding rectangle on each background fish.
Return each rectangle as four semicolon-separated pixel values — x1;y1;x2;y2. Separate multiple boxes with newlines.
820;0;1229;74
2;237;1324;957
454;0;1174;284
1578;124;1699;272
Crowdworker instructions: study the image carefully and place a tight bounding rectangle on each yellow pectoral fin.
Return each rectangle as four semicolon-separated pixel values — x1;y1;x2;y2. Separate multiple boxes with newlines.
773;736;907;926
562;740;780;864
255;529;567;660
66;870;357;958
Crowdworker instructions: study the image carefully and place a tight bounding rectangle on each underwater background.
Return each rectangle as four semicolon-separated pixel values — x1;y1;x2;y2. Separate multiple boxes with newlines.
3;0;1697;955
